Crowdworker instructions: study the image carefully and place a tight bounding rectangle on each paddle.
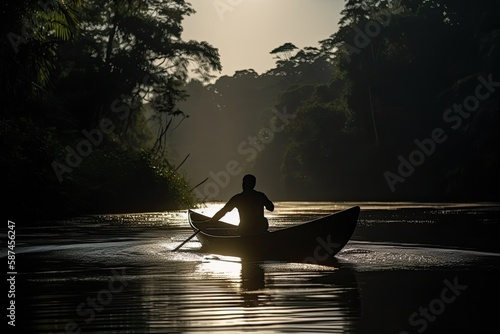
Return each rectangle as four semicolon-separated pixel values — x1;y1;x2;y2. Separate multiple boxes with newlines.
172;218;210;252
172;229;202;251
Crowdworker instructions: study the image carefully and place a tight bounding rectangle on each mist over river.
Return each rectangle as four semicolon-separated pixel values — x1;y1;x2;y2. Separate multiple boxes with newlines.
4;202;500;333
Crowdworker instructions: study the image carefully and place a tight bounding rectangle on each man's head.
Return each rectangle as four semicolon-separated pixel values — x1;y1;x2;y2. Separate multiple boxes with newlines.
242;174;256;191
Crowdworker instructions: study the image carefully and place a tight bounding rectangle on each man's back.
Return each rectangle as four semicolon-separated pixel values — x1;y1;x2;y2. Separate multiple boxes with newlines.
208;174;274;235
228;190;273;233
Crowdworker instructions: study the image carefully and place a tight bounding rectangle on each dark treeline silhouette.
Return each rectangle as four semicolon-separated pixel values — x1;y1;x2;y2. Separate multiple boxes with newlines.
2;0;221;219
172;0;500;202
3;0;499;220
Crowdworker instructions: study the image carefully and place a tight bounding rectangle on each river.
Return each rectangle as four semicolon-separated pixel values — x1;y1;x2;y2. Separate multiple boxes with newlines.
4;201;500;333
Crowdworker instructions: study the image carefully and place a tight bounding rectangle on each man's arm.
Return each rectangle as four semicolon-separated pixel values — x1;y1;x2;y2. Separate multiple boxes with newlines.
209;207;229;222
262;193;274;212
208;198;236;222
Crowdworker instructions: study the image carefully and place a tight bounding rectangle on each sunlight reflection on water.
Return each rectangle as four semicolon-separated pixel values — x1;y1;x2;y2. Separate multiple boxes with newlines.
88;200;500;229
7;201;500;333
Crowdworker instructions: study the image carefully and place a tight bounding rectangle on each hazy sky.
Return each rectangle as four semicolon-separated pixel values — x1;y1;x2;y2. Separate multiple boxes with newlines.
182;0;345;78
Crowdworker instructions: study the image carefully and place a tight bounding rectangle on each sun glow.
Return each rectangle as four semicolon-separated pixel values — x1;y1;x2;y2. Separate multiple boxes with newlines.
195;204;240;225
197;256;243;281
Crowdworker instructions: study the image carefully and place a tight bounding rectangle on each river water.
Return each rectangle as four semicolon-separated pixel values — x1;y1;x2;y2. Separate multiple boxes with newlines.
4;202;500;333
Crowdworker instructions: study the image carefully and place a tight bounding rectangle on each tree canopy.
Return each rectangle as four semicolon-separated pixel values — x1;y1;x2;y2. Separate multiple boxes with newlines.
172;0;500;202
4;0;499;220
3;0;221;219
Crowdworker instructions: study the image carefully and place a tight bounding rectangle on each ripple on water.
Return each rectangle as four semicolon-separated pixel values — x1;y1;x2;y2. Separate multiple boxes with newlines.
11;202;500;333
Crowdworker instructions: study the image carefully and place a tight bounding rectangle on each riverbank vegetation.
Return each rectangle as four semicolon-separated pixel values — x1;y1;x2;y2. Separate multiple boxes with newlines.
2;0;221;219
3;0;499;220
173;0;500;202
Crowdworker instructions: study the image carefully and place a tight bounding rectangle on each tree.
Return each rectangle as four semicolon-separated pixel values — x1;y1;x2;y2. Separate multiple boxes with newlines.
57;0;221;133
270;42;297;60
282;0;500;201
3;0;224;218
1;0;81;117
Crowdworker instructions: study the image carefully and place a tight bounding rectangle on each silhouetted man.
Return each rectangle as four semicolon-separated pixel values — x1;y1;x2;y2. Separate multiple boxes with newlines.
208;174;274;235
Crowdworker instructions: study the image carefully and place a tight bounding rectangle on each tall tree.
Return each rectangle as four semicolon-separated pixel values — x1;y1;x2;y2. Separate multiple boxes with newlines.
57;0;221;134
1;0;81;117
3;0;223;218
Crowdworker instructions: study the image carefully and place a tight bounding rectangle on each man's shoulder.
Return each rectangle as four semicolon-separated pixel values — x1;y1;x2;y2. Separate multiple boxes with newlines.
253;190;270;199
228;193;242;200
229;192;246;201
235;190;269;198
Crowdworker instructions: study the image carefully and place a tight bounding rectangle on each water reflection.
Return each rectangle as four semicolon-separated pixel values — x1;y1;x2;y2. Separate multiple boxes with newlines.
193;257;361;333
240;263;265;306
12;202;497;333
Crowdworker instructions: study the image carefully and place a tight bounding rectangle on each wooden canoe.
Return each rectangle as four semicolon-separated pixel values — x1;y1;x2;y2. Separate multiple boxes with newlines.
187;206;360;265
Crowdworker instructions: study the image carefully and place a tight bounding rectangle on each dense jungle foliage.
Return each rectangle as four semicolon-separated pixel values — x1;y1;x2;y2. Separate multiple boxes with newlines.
3;0;499;220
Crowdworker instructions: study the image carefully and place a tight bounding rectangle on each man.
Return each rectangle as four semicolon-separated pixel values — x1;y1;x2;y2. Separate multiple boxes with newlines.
208;174;274;235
